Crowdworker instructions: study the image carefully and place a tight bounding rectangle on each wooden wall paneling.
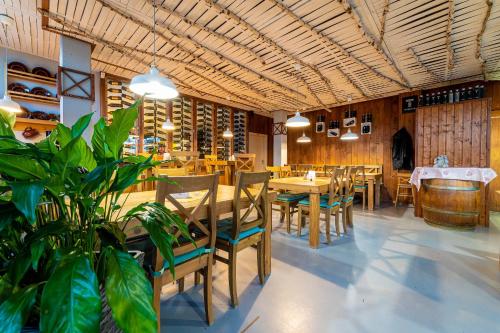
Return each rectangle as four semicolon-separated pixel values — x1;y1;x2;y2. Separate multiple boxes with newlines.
454;102;464;167
489;108;500;211
462;101;472;166
471;100;482;167
445;104;454;165
247;112;274;165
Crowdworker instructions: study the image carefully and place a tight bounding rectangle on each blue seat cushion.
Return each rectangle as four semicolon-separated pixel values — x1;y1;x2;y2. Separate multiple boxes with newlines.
216;218;264;245
276;193;308;202
152;247;212;277
298;198;340;209
354;185;367;189
343;196;354;203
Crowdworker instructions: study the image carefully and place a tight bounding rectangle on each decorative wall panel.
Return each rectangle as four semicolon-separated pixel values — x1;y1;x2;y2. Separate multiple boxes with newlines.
216;106;231;160
143;98;168;154
233;110;247;153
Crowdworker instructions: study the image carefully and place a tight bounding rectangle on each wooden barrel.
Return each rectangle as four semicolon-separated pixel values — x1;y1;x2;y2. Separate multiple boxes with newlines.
420;178;481;229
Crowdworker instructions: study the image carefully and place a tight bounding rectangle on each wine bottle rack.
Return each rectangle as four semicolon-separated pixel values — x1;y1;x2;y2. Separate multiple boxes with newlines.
233;110;247;153
106;79;138;156
216;106;231;160
196;102;213;158
172;96;193;151
143;98;169;153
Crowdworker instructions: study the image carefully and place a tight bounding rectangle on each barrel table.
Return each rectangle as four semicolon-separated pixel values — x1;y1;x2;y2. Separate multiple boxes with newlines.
411;167;497;229
420;179;481;229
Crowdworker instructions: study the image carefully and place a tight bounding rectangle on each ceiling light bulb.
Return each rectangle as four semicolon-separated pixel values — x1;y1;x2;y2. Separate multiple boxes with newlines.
223;127;233;138
162;117;174;131
340;128;359;141
286;111;310;128
129;65;178;100
297;132;311;143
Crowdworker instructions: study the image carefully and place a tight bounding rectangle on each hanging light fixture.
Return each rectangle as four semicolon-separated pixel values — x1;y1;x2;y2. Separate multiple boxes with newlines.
129;3;178;100
340;95;358;141
297;131;311;143
0;15;21;113
223;127;233;139
161;117;174;131
286;64;310;128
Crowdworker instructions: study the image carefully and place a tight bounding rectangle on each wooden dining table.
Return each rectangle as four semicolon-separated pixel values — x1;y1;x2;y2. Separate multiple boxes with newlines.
269;173;383;248
118;185;277;276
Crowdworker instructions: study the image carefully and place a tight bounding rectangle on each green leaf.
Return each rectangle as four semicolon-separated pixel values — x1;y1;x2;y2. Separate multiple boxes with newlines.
0;202;20;233
0;276;13;303
30;240;45;271
91;118;112;162
82;160;120;196
24;221;70;245
54;123;72;148
9;181;44;224
96;223;126;250
0;284;38;333
52;137;97;177
0;109;15;138
109;164;142;192
104;101;140;159
71;113;93;139
40;254;101;333
7;251;32;286
104;248;156;333
0;153;48;180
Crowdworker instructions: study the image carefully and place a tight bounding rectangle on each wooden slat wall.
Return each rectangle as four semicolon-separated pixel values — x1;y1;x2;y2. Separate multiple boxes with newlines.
248;112;274;166
287;96;400;200
486;81;500;211
415;99;491;168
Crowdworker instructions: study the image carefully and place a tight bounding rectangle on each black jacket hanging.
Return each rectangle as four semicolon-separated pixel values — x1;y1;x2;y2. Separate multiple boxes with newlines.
392;127;414;170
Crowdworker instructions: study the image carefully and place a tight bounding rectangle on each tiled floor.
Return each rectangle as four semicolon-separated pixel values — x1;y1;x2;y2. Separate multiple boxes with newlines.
159;206;500;333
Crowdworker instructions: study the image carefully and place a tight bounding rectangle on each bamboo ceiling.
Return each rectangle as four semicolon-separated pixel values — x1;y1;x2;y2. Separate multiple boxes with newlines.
0;0;499;113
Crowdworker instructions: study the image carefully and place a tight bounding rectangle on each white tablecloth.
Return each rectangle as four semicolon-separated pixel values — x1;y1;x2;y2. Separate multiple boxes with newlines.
410;167;497;190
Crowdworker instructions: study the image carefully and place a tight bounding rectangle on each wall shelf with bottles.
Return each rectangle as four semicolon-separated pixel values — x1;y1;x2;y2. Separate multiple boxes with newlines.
418;83;485;107
196;102;214;158
143;98;169;154
172;96;193;152
216;106;231;160
233;110;247;153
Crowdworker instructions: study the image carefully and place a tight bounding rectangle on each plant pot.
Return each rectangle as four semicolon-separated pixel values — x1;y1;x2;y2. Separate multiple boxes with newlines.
22;251;145;333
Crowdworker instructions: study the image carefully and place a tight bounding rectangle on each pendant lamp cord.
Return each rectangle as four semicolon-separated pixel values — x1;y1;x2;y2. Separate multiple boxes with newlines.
152;1;157;67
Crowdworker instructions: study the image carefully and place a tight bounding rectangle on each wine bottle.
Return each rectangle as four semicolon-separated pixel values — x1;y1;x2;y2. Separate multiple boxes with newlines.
454;89;460;102
448;90;454;103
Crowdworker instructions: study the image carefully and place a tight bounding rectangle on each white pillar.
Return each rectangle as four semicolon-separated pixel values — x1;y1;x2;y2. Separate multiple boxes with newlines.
0;47;7;97
59;36;98;142
273;110;288;166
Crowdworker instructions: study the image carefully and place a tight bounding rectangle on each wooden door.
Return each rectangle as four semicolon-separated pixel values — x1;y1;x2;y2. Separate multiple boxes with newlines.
249;132;267;171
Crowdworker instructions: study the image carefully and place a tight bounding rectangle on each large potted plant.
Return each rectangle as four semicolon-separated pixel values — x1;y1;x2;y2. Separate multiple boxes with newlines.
0;101;188;332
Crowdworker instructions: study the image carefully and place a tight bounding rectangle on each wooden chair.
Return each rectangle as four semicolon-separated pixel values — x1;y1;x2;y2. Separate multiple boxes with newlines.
324;165;340;177
312;164;325;174
235;153;256;172
266;166;307;233
170;151;200;174
354;167;367;210
394;171;414;207
295;164;312;176
206;160;232;185
279;165;292;178
213;171;270;307
364;164;383;174
297;167;343;242
152;174;219;325
155;167;187;176
340;166;357;229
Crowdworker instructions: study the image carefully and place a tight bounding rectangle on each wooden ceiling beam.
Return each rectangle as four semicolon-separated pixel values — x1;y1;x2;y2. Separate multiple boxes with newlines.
377;0;390;49
200;0;338;111
336;0;409;88
476;0;493;77
445;0;455;78
96;0;306;101
407;47;442;82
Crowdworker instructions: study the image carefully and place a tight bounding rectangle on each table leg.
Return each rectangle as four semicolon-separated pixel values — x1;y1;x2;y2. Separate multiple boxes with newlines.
368;179;375;211
264;194;273;276
375;177;381;208
308;193;320;248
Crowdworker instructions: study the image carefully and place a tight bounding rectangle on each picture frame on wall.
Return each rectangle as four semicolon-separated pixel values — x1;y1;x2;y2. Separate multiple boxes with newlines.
402;95;418;113
343;117;356;128
316;115;325;133
327;128;339;138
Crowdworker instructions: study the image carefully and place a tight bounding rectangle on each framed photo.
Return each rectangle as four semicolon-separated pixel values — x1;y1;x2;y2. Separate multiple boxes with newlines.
343;117;356;128
361;122;372;135
316;121;325;133
327;128;339;138
402;95;418;113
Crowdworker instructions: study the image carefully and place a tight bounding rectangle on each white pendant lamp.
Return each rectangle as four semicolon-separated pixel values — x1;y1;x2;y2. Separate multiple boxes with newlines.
297;132;311;143
129;4;178;100
223;127;233;139
161;117;174;131
0;15;21;113
286;64;310;128
286;111;310;128
340;128;359;141
340;95;358;141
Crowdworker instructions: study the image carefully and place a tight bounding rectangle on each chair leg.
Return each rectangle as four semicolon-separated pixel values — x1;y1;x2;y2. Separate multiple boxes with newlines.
285;203;291;234
362;191;366;210
257;239;265;285
194;271;201;286
178;278;185;293
335;210;340;237
325;209;331;244
204;255;214;325
348;204;354;228
341;206;348;233
228;247;238;307
279;205;285;224
395;186;400;207
297;206;303;237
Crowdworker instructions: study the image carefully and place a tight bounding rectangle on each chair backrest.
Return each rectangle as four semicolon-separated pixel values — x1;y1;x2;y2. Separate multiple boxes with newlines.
235;153;256;172
231;171;270;240
279;165;292;178
296;164;312;176
396;171;412;186
312;164;325;173
344;166;358;198
324;165;340;176
364;164;382;174
265;166;281;179
156;167;187;176
204;154;217;162
354;166;366;186
325;167;344;207
170;151;200;174
155;174;219;256
205;160;228;174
